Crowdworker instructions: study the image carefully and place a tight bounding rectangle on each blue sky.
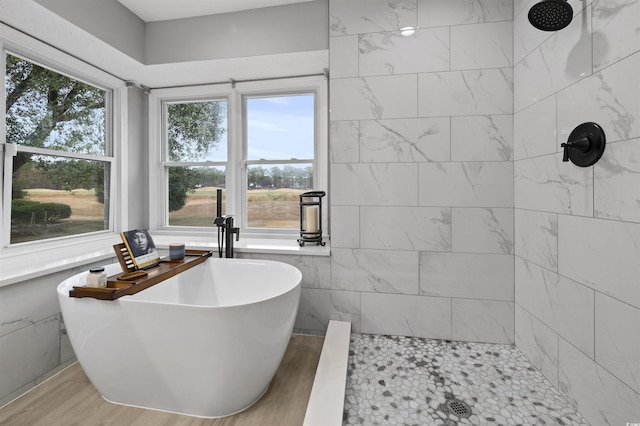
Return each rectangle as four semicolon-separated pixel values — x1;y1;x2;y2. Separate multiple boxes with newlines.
203;94;314;163
246;94;315;160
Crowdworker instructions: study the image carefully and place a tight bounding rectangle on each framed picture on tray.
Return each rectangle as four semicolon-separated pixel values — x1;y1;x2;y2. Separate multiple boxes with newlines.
120;228;161;269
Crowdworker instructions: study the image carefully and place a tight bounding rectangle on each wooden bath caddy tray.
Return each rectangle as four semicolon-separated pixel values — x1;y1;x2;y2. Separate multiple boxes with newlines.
69;249;213;300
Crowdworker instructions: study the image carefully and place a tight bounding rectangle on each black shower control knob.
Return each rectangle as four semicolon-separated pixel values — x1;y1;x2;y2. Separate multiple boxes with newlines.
562;123;606;167
564;136;591;151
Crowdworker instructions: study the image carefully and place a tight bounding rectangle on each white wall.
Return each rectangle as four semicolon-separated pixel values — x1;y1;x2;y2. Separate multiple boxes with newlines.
25;0;329;85
33;0;328;67
513;0;640;424
126;86;148;229
33;0;145;62
145;0;328;64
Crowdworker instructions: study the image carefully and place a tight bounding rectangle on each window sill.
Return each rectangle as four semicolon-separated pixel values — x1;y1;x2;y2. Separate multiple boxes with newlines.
0;235;122;288
0;234;329;288
151;235;331;257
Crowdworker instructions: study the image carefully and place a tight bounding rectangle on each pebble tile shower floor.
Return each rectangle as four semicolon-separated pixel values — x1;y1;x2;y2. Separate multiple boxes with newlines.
343;334;590;426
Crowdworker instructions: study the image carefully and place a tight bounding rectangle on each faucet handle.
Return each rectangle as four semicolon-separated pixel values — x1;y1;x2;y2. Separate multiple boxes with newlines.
560;142;570;162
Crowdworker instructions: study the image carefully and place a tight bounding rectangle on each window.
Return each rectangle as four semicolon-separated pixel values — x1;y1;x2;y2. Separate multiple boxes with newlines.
1;34;124;248
165;100;227;227
245;94;315;229
149;76;327;237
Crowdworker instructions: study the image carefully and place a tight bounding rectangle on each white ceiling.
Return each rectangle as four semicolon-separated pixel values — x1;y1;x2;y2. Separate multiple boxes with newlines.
116;0;314;22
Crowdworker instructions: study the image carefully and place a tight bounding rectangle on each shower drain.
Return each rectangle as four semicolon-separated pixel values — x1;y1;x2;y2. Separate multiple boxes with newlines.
444;398;473;418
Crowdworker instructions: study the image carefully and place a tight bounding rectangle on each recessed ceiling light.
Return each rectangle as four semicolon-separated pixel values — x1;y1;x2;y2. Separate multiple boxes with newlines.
400;26;416;36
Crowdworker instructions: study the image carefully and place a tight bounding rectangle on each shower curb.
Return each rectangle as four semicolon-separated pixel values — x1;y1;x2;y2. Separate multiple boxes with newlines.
303;320;352;426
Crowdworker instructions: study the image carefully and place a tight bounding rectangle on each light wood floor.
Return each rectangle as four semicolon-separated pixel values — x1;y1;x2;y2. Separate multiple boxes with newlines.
0;334;324;426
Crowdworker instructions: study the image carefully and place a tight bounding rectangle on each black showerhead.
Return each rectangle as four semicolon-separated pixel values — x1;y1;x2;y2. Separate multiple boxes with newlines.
528;0;573;31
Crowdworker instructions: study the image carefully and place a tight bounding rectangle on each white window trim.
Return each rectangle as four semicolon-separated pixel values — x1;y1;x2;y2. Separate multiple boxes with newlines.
148;84;234;233
0;24;128;258
148;75;328;240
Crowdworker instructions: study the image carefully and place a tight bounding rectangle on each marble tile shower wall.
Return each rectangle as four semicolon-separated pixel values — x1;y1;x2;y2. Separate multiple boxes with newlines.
321;0;515;344
513;0;640;424
0;260;112;406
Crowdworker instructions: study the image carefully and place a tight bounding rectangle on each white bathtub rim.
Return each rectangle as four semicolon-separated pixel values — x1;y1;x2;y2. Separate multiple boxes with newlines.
121;283;301;309
58;258;302;309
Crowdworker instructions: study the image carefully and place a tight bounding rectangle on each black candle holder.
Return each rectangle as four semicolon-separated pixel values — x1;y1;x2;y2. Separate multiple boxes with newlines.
297;191;325;247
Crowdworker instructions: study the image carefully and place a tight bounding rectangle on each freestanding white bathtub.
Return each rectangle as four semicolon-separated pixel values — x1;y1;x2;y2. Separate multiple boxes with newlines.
57;258;302;418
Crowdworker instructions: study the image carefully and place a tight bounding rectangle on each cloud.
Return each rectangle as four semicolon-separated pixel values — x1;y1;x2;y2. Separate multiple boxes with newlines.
247;119;286;132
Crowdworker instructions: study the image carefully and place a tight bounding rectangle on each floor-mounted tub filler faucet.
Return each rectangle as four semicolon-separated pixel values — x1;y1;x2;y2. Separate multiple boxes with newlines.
214;189;240;258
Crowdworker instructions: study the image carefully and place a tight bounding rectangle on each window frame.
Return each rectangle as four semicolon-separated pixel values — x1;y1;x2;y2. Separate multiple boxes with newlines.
163;96;230;228
148;75;328;239
0;24;127;253
241;91;316;232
